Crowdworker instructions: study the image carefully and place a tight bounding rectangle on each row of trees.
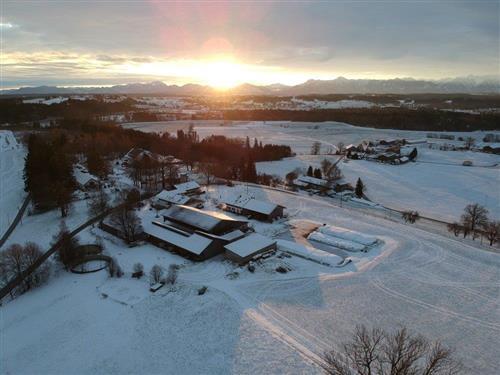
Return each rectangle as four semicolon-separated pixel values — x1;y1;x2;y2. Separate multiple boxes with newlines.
223;108;500;131
448;204;499;246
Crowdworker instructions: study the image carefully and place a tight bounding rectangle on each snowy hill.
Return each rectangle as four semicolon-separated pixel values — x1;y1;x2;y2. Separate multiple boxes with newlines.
0;131;26;236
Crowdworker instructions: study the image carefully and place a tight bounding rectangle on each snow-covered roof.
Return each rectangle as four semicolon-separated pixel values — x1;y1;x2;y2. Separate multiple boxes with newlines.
174;181;200;192
201;229;246;242
163;205;239;232
143;221;212;255
296;175;329;187
74;167;98;186
156;190;190;205
225;195;282;215
224;233;276;258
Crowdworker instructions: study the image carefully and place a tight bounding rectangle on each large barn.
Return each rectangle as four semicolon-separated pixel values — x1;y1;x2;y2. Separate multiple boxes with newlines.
162;205;248;235
143;221;223;261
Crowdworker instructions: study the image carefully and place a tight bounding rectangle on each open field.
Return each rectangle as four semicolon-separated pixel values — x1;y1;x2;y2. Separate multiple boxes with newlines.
2;185;499;374
123;120;499;154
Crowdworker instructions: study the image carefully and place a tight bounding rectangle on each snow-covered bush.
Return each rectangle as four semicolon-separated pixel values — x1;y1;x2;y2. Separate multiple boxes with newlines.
198;286;208;295
149;264;164;285
166;264;178;285
132;262;144;278
108;257;123;278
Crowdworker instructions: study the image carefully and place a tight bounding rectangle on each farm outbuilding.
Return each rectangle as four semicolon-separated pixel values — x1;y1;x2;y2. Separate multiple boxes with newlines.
222;196;285;222
224;233;277;265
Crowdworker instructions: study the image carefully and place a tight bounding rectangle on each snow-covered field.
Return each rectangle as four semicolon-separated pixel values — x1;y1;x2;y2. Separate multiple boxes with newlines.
0;131;27;236
256;149;500;222
123;120;499;155
2;184;499;374
22;97;69;105
122;121;499;221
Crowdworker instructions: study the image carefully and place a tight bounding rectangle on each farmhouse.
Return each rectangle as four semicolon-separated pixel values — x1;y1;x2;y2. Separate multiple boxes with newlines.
74;167;100;191
221;196;285;222
224;233;277;265
173;181;202;195
155;188;204;208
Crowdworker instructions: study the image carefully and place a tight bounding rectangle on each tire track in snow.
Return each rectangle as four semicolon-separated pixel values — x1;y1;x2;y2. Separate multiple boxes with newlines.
370;278;500;332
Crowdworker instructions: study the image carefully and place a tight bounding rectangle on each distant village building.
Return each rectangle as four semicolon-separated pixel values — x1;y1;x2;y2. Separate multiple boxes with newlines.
224;233;277;265
221;196;285;222
293;175;331;190
38;117;61;128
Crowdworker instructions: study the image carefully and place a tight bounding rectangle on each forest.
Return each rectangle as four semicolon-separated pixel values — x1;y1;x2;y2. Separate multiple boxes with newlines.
222;108;500;131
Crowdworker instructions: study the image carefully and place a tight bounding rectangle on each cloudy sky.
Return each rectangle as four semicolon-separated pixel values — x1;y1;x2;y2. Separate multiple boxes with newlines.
2;0;498;88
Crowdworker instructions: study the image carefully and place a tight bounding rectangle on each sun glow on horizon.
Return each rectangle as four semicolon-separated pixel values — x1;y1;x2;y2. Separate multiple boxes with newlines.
117;57;323;89
203;60;247;89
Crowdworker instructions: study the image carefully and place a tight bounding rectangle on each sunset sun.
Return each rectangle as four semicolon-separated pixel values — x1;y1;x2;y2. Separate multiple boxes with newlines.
203;60;246;89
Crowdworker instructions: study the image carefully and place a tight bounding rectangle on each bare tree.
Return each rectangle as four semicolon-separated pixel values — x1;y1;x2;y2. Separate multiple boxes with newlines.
198;161;217;186
22;242;50;290
311;141;321;155
323;325;462;375
447;222;462;237
461;203;488;235
483;221;500;246
108;257;123;278
110;207;142;244
150;264;164;285
285;170;298;186
336;142;345;154
52;221;80;268
464;137;475;149
0;242;50;296
402;211;420;224
322;161;343;183
321;159;333;176
87;185;109;217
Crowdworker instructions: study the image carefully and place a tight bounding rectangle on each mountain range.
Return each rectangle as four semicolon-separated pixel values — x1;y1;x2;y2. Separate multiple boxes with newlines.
2;76;498;96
